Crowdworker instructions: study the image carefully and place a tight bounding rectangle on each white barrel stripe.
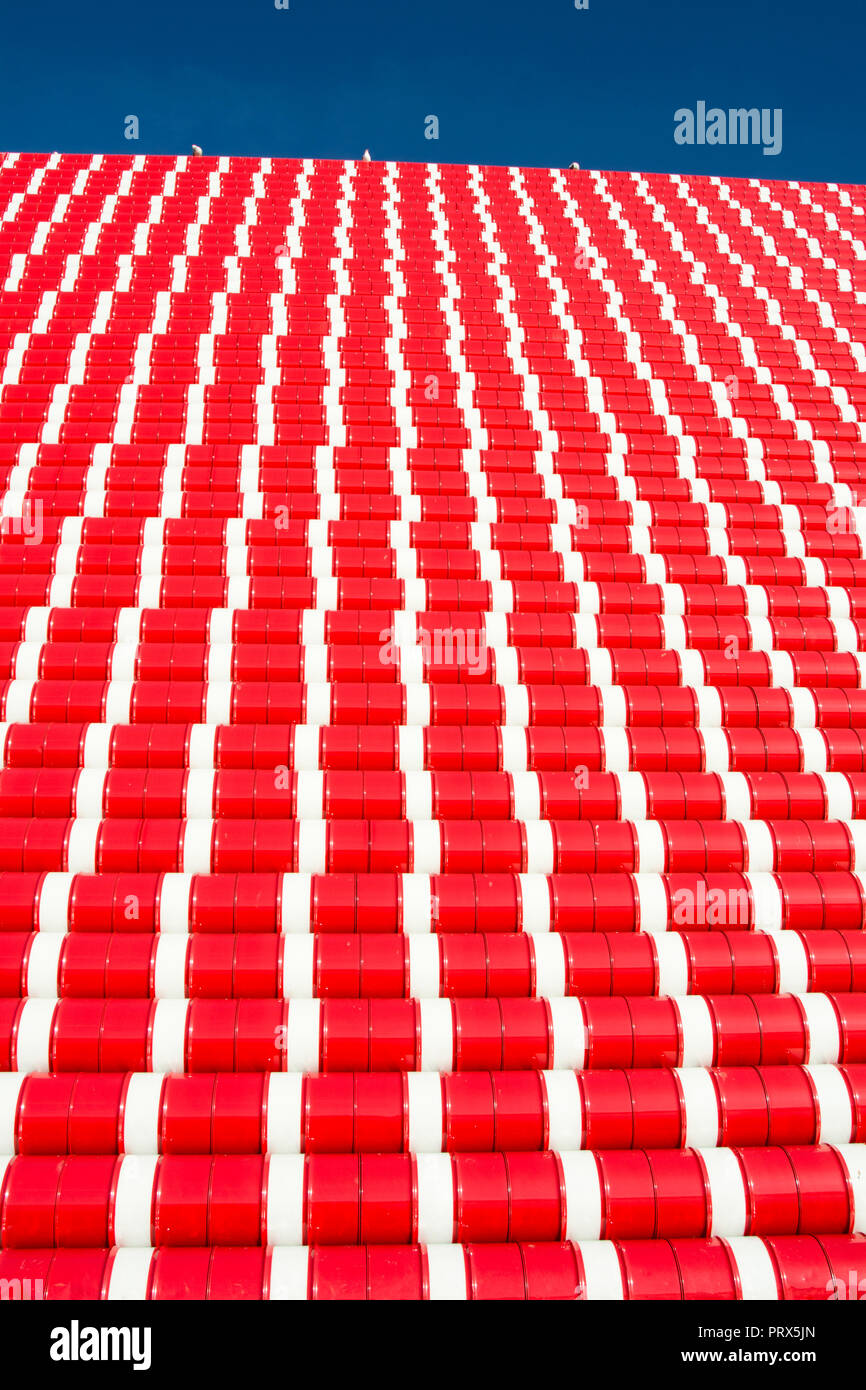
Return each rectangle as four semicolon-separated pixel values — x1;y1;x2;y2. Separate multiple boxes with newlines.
562;1152;602;1239
635;872;668;932
747;872;784;932
677;1067;720;1148
158;874;192;933
532;936;567;997
265;1073;304;1155
73;768;106;818
280;874;312;934
282;1000;320;1073
676;996;716;1067
282;937;315;998
268;1247;310;1300
295;771;324;819
549;997;586;1069
107;1248;153;1301
0;1075;24;1152
602;727;631;772
415;1153;455;1243
25;934;63;996
808;1065;854;1145
741;821;775;872
426;1244;468;1300
296;821;326;874
411;822;441;874
773;933;809;993
519;874;551;933
14;998;54;1072
655;934;689;995
797;992;842;1064
123;1074;165;1154
834;1144;866;1232
402;874;433;934
725;1237;780;1300
511;771;541;821
404;771;433;821
617;772;647;821
543;1070;583;1151
408;936;440;997
292;725;321;772
701;1147;748;1236
66;818;99;873
265;1154;305;1244
406;1072;443;1153
152;936;188;998
523;821;554;875
419;999;454;1071
149;1000;188;1072
37;873;74;932
113;1155;157;1246
181;820;212;874
577;1240;625;1300
184;769;215;818
634;822;666;874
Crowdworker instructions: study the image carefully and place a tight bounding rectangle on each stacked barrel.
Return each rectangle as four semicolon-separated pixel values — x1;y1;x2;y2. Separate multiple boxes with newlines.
0;151;865;1297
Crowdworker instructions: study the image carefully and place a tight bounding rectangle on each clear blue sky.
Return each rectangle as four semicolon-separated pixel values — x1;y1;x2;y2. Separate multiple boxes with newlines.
0;0;862;183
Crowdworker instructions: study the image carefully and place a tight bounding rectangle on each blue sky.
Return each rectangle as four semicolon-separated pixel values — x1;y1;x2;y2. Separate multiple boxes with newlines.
0;0;862;183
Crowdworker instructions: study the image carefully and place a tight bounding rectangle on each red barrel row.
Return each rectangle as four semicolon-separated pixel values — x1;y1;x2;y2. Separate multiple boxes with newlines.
1;594;863;647
3;929;866;998
8;679;866;728
12;544;866;587
0;482;841;518
0;1234;863;1299
1;633;863;681
10;572;866;617
1;870;862;934
2;817;866;874
1;538;857;591
0;1146;862;1247
18;574;847;615
0;437;842;471
5;548;858;589
0;455;852;502
12;724;866;776
3;993;863;1072
3;507;853;547
2;768;865;821
3;1065;865;1155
